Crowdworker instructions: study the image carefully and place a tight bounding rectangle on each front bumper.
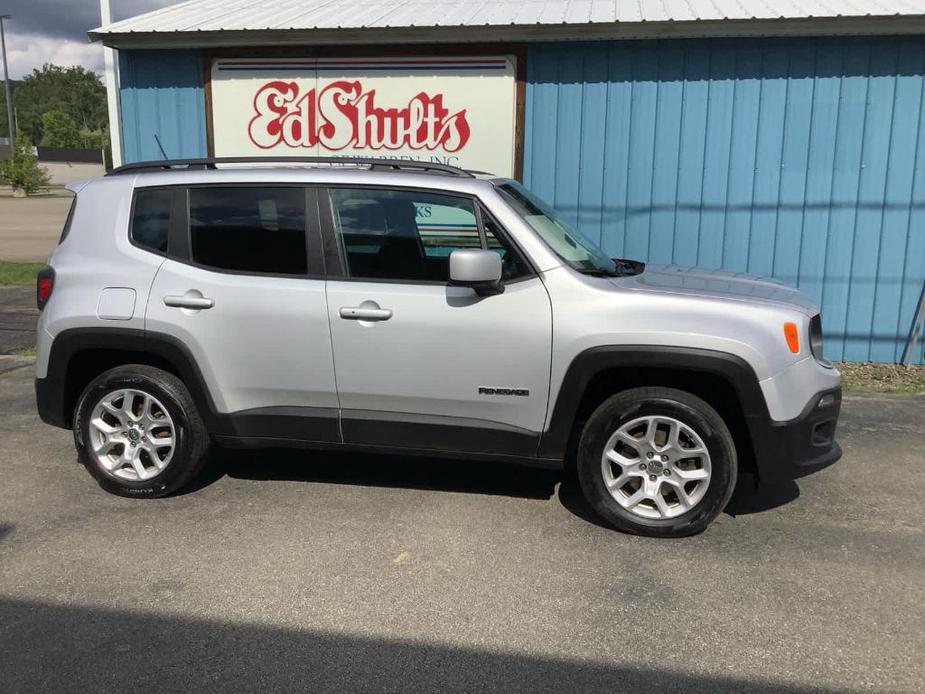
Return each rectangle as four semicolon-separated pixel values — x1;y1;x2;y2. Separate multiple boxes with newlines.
748;387;842;484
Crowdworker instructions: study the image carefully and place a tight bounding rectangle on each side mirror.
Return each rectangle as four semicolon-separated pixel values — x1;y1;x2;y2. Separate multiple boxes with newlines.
449;249;504;296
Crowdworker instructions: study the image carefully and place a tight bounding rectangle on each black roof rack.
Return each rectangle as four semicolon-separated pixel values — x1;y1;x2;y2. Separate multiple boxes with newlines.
108;156;476;178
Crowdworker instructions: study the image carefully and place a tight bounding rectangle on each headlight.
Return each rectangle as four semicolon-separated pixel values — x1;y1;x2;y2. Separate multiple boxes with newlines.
809;314;832;367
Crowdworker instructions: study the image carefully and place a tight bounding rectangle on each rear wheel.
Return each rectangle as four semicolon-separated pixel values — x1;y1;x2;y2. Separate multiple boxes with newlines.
73;365;209;497
577;387;737;537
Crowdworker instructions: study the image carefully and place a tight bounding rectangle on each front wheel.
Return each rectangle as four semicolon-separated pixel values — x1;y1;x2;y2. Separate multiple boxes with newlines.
73;364;210;497
577;387;737;537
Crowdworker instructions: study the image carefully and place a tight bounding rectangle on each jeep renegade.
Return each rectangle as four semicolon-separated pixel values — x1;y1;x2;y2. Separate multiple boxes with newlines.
34;157;842;537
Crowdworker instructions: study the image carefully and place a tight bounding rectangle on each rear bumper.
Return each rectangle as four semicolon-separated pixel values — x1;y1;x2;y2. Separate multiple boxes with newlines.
748;387;842;484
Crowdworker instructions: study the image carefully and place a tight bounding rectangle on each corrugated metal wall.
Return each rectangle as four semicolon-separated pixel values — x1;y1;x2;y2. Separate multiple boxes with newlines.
119;50;208;164
525;37;925;364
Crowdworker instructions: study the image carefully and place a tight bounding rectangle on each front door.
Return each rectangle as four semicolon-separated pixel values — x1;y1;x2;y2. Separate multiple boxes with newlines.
322;186;553;456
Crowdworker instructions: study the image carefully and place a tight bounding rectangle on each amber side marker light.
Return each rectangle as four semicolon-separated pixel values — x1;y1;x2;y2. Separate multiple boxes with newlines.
783;322;800;354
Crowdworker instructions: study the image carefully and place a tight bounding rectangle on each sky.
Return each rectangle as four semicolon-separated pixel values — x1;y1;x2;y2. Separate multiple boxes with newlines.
2;0;180;79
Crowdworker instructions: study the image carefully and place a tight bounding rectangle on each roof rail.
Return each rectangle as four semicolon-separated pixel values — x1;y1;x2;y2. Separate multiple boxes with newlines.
108;156;476;178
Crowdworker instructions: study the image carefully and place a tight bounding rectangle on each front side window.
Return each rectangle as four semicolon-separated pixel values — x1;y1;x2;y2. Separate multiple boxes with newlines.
130;188;171;255
189;187;307;275
329;188;529;282
495;181;618;276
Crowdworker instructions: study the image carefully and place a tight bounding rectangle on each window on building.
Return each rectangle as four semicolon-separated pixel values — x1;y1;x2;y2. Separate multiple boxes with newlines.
130;188;171;255
329;188;528;282
189;187;307;275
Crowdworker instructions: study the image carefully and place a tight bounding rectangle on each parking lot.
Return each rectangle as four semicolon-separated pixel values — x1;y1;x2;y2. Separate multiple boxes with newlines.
0;356;923;693
0;193;73;263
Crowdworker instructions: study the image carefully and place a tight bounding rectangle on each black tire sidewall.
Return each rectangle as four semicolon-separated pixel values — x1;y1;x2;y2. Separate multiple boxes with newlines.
74;369;199;498
578;390;737;537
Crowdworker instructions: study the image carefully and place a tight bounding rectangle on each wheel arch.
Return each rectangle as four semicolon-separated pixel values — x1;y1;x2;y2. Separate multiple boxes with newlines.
539;346;770;473
41;327;220;432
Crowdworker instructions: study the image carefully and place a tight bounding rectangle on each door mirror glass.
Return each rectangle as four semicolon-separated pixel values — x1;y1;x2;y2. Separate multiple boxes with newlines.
449;249;503;295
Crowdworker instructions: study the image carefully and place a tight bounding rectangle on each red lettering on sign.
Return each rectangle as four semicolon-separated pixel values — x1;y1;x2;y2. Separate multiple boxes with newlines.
248;80;471;152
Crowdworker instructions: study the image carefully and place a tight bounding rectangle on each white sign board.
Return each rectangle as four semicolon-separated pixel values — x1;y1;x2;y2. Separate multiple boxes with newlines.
210;57;517;176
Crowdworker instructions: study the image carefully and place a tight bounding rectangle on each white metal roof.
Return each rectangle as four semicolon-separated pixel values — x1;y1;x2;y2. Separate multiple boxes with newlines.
90;0;925;46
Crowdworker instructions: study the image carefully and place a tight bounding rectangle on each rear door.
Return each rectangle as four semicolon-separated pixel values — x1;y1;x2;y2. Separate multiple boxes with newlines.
145;184;339;442
321;185;553;456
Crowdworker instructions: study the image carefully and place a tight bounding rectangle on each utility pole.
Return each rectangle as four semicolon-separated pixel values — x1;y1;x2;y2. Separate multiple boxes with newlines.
0;15;15;159
100;0;123;168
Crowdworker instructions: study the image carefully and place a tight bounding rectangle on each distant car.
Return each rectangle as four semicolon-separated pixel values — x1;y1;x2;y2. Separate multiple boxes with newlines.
33;157;841;537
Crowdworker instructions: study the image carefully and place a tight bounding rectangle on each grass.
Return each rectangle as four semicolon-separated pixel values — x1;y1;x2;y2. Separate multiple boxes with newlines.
837;361;925;394
0;261;44;287
12;346;36;357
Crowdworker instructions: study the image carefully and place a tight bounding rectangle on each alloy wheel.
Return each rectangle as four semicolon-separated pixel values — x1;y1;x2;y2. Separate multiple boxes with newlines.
601;415;712;520
87;388;176;482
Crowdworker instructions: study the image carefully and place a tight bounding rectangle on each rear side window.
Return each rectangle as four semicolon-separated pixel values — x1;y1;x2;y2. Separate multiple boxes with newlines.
130;189;171;255
189;187;307;275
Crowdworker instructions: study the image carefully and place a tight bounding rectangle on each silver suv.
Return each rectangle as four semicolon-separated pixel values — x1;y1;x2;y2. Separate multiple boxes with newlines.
34;157;841;537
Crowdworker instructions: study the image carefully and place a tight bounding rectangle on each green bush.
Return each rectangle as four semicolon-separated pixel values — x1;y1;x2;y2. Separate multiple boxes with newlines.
1;134;50;195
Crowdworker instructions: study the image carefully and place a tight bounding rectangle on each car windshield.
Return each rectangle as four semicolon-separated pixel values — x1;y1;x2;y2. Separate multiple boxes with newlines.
494;181;618;275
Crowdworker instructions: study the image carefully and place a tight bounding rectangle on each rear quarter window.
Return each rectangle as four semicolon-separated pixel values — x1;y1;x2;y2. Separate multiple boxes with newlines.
130;189;171;255
58;196;77;244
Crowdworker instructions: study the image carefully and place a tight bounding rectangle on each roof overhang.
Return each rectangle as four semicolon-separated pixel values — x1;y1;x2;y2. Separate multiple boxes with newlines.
90;16;925;50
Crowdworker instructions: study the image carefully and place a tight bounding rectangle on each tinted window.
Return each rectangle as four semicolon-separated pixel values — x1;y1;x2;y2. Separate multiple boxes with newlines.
330;188;481;282
189;187;307;275
131;189;171;255
482;211;530;281
59;196;77;244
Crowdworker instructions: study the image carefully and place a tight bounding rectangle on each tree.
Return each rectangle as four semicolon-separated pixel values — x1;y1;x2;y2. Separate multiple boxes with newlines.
41;110;82;148
13;65;107;144
79;127;110;151
1;132;50;196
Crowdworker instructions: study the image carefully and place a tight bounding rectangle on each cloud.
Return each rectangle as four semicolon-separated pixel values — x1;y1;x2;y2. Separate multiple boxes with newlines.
5;33;105;79
1;1;180;78
2;1;180;40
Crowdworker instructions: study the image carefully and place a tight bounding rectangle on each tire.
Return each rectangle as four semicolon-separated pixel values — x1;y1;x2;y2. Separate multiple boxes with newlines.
577;387;737;538
73;364;210;498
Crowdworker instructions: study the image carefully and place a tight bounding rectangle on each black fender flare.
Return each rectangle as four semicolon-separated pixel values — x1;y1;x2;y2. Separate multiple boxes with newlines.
39;327;223;433
537;345;770;460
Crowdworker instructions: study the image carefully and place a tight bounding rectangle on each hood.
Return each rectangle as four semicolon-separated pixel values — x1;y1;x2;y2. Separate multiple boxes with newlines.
615;264;818;316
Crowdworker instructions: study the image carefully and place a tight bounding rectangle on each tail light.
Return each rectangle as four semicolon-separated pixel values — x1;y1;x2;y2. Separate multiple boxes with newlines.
36;266;55;311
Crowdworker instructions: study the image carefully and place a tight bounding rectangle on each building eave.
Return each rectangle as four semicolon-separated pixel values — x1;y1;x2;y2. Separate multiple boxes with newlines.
89;16;925;50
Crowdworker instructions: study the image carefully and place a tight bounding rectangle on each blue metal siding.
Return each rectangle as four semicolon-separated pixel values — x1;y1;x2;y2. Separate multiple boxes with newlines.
525;38;925;363
119;50;207;163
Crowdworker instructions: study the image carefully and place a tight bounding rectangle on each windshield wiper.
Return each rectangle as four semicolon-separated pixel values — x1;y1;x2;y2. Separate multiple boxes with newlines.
577;259;646;278
611;258;646;277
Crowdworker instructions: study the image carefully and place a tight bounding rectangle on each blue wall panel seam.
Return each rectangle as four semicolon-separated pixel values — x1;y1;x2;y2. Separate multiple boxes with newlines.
646;54;663;260
837;45;872;356
670;59;688;264
895;62;925;360
866;56;903;360
794;43;820;290
818;50;845;357
743;45;767;273
597;52;613;248
694;50;714;265
769;46;795;279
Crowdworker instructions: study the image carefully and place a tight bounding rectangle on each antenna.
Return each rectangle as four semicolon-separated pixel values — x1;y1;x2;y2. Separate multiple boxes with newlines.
153;133;168;161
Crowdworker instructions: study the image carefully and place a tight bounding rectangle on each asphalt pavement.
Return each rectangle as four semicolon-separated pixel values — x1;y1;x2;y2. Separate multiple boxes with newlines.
0;360;923;693
0;193;72;263
0;287;38;354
